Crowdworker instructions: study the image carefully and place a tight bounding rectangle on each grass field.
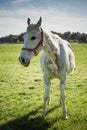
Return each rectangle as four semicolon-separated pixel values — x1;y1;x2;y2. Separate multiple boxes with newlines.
0;43;87;130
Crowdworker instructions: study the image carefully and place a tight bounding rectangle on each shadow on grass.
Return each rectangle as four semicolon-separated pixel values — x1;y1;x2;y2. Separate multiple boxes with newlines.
0;116;49;130
0;105;59;130
0;105;61;130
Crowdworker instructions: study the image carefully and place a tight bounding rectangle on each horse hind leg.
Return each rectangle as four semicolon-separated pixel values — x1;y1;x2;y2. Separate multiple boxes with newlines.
42;76;51;118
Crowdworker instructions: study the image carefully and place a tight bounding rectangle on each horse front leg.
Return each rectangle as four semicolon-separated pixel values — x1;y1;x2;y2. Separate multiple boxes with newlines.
60;74;68;119
42;75;51;118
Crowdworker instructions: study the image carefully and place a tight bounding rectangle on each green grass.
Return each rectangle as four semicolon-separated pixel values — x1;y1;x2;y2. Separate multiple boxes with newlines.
0;43;87;130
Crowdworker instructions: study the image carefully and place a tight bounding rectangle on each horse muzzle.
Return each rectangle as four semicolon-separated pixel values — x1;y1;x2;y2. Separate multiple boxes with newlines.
19;56;30;67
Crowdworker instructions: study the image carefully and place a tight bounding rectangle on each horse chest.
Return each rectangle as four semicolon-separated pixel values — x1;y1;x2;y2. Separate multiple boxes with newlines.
47;61;60;78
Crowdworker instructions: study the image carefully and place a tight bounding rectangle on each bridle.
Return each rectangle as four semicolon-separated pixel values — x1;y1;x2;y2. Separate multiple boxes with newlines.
22;28;45;56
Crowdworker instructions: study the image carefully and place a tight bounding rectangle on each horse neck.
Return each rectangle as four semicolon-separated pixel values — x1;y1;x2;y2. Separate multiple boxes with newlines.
43;30;58;62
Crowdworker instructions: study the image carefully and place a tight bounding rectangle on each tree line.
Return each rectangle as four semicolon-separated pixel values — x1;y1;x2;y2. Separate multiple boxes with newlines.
52;31;87;43
0;33;24;44
0;31;87;44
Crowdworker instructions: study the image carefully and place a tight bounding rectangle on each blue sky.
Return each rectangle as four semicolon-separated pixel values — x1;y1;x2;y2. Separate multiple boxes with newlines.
0;0;87;37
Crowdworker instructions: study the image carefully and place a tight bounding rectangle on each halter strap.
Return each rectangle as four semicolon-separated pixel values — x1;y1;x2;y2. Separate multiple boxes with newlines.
22;28;45;56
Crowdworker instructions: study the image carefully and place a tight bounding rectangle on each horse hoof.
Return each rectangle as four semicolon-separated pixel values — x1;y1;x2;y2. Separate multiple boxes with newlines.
63;115;68;120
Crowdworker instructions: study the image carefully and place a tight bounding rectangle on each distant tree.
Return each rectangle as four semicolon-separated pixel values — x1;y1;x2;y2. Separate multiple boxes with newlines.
62;31;71;40
75;32;81;41
79;33;87;43
70;32;77;40
18;33;25;42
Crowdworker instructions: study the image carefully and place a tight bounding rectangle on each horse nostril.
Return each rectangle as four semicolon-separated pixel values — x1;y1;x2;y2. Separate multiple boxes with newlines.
22;58;25;64
19;57;25;64
19;57;30;67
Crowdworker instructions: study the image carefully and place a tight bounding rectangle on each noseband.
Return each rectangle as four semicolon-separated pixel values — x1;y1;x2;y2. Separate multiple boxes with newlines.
22;28;45;56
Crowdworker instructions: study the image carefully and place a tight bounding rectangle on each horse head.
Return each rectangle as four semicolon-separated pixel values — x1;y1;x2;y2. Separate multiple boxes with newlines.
19;17;43;67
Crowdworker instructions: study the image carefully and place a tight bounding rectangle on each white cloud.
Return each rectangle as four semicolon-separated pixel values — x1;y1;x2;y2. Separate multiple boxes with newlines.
0;7;87;37
14;7;87;33
12;0;30;5
0;17;26;37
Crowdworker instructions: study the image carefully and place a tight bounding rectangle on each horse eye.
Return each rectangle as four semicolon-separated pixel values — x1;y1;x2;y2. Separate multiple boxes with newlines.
31;36;36;40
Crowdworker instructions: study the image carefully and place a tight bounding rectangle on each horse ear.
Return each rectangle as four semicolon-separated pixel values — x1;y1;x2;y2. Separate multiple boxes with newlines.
36;17;42;28
27;18;31;26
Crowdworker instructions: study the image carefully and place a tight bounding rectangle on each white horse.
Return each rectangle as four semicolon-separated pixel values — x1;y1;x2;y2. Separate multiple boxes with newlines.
19;17;76;119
